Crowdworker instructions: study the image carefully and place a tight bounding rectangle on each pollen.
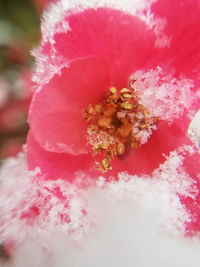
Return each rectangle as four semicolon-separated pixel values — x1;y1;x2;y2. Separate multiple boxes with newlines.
83;85;159;173
101;158;112;171
120;102;132;110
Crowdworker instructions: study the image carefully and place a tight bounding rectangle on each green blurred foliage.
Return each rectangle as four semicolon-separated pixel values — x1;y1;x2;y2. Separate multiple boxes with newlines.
0;0;40;45
0;0;40;70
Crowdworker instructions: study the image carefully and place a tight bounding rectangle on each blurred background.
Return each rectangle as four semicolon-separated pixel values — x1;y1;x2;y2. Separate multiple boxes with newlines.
0;0;50;161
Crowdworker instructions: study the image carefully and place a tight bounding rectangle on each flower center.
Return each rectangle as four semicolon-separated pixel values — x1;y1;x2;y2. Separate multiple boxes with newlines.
83;84;159;173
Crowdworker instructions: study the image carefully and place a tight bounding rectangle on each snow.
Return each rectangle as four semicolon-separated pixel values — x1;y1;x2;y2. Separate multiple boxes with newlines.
0;145;199;266
131;66;196;122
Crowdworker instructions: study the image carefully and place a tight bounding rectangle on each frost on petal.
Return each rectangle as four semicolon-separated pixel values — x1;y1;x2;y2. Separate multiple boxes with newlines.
33;2;158;87
130;67;197;122
41;0;150;43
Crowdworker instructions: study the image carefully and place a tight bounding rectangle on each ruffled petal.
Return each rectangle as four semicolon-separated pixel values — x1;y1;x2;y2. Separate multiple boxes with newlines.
53;8;157;88
29;56;111;155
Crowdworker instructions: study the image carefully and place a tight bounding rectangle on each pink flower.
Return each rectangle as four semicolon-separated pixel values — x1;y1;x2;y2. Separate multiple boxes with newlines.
27;0;200;234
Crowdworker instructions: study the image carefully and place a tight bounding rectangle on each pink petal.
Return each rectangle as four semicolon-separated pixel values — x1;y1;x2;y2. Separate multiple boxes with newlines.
108;121;192;176
53;8;157;88
152;0;200;85
27;120;192;181
27;131;99;182
29;56;111;155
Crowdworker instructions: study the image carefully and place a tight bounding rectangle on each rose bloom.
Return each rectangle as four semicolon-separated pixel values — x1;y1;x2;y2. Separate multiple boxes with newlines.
27;0;200;235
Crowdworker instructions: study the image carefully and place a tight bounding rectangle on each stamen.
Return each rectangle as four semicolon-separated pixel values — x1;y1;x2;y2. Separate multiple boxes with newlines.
83;85;159;173
101;158;112;171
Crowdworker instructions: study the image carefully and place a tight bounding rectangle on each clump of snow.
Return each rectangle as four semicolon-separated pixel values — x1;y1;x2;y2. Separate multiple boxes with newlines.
100;147;194;236
0;153;40;244
9;206;200;267
0;153;94;248
0;145;199;266
130;67;196;122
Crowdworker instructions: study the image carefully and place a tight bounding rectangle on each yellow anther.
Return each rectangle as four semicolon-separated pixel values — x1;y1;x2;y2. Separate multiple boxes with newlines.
101;158;112;171
83;84;159;173
110;86;117;95
116;142;125;155
120;102;133;110
140;123;148;129
122;93;132;99
101;141;109;149
88;104;94;114
120;88;131;94
93;143;100;150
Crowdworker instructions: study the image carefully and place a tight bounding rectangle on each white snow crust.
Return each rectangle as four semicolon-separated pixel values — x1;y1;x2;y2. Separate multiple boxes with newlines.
0;146;199;266
131;67;196;122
